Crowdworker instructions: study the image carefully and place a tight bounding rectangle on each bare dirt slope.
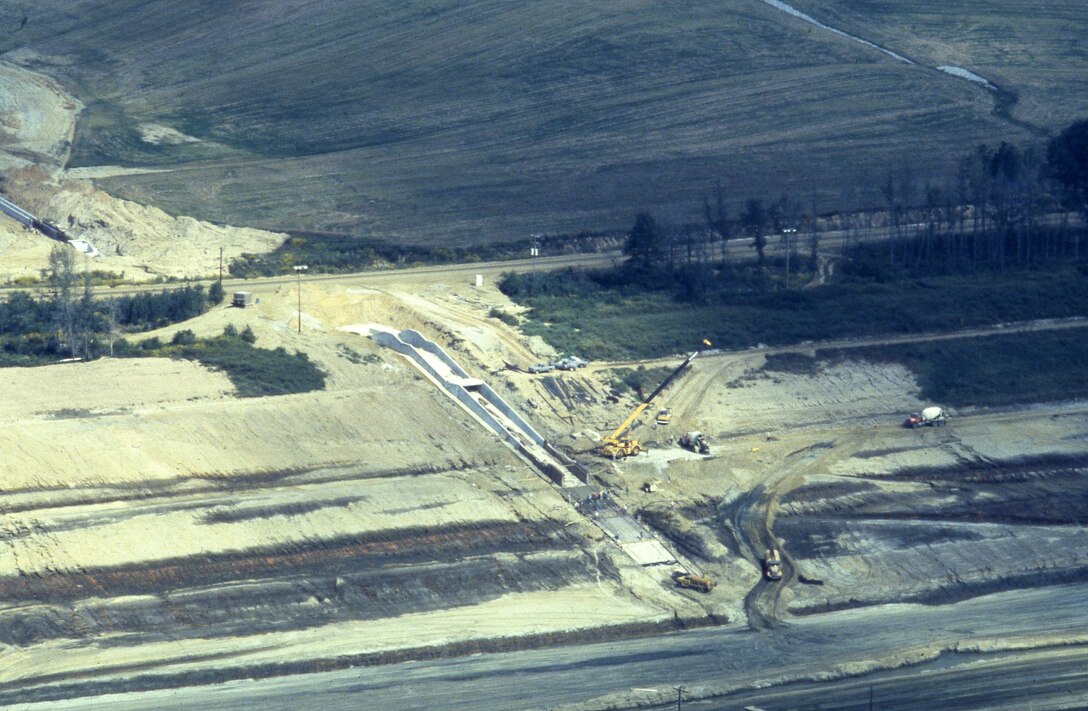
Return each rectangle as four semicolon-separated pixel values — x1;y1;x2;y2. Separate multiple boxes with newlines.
558;349;1088;635
0;256;1085;704
0;277;721;704
0;60;284;281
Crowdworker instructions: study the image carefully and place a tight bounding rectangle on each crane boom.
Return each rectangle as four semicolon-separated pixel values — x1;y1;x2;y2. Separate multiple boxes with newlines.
599;340;710;459
605;402;651;443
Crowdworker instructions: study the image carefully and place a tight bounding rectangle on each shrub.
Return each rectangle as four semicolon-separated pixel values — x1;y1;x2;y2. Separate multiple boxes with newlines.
171;329;197;346
208;281;225;305
508;265;1088;360
172;336;326;397
488;307;519;326
240;325;256;344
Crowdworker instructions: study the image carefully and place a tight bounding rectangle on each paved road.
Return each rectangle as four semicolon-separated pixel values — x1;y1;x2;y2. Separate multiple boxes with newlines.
0;211;1077;303
12;583;1088;710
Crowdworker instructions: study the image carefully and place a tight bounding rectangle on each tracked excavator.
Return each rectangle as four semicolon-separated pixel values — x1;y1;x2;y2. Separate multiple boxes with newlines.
599;340;711;459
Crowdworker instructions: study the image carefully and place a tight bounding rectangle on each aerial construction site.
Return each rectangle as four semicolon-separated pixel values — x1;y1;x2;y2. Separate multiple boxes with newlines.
1;3;1088;709
0;234;1086;708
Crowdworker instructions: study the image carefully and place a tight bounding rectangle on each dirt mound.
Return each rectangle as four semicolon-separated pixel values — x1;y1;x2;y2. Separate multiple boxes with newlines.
0;61;284;282
0;59;78;170
43;180;285;279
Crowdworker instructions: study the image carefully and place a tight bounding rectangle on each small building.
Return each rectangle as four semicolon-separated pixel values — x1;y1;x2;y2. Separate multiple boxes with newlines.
232;291;255;308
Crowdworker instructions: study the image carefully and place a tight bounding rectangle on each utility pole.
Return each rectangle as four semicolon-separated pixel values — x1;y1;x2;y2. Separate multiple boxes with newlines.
219;246;224;285
674;685;685;711
293;264;308;334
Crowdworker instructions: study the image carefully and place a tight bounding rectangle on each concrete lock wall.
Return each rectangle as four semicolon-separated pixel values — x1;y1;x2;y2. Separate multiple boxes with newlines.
398;329;544;444
372;329;519;448
0;195;35;227
372;327;573;486
544;441;590;483
478;383;545;446
369;330;417;361
447;385;520;448
399;330;470;379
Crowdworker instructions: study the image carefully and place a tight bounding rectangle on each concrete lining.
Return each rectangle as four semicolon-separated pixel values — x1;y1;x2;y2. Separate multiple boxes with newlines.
346;324;584;487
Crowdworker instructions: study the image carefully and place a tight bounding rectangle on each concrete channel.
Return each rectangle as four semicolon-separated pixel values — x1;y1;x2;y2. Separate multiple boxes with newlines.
346;323;682;567
345;324;587;487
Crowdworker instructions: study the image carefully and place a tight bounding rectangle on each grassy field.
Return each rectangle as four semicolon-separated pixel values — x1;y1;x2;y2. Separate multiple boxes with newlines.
789;0;1088;129
8;2;1082;246
818;330;1088;408
510;267;1088;360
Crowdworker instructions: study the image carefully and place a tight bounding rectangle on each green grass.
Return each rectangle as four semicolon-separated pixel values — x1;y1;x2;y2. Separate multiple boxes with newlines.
0;352;58;368
18;1;1081;246
125;333;326;398
514;268;1088;360
789;0;1088;129
819;329;1088;408
68;100;241;169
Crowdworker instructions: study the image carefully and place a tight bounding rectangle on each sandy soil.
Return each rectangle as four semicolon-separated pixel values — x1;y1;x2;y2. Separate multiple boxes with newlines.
0;248;1084;703
0;51;1084;709
0;61;285;281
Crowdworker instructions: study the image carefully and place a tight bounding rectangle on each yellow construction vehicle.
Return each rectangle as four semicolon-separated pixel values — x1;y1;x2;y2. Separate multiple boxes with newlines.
599;341;710;459
674;572;716;593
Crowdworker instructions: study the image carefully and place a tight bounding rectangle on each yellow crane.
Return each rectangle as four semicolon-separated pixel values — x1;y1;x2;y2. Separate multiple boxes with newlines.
599;340;711;459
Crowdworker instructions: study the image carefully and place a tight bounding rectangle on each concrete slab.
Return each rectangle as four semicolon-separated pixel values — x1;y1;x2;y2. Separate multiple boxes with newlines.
620;539;676;566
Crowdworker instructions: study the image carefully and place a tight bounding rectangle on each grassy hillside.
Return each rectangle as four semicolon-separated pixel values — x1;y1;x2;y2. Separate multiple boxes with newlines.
4;1;1085;246
789;0;1088;129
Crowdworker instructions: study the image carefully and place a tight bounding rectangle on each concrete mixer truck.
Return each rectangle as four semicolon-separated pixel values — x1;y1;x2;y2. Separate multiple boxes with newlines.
904;406;947;428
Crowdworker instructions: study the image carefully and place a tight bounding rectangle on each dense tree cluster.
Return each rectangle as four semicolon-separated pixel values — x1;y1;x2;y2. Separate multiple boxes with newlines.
112;285;209;330
0;246;220;363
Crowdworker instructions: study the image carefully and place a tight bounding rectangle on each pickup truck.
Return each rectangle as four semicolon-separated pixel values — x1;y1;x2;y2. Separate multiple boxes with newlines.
554;355;588;370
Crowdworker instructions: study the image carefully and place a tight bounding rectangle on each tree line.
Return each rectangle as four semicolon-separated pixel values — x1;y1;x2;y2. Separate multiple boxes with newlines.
626;118;1088;285
0;244;224;362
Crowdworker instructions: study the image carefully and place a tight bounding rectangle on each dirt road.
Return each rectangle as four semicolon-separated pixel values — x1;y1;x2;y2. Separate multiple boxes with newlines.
13;583;1086;709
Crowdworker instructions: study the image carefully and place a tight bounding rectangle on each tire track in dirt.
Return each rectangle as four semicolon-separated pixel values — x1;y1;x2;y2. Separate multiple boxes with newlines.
723;436;866;629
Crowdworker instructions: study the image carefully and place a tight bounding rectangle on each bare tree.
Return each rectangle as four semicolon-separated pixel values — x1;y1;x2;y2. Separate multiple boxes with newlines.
46;244;79;357
703;181;731;264
45;245;95;359
740;198;768;266
103;297;121;357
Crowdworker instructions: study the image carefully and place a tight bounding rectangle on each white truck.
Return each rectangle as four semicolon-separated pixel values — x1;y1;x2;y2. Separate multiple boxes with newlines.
904;406;947;428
